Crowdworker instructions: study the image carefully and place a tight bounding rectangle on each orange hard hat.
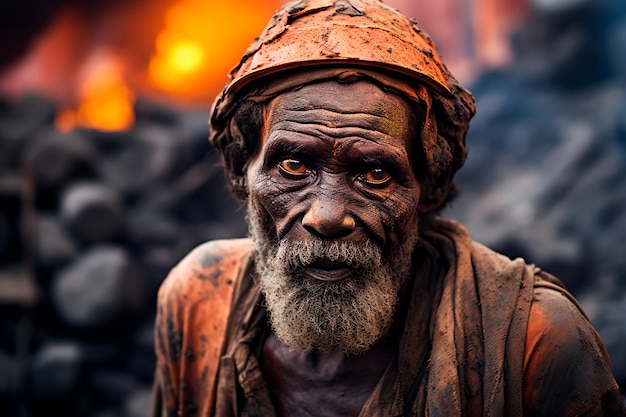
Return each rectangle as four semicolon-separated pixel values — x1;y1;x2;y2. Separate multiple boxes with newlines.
218;0;452;99
209;0;476;214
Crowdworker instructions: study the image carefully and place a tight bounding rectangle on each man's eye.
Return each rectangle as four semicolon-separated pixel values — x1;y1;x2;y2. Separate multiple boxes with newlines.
277;159;309;178
358;168;392;186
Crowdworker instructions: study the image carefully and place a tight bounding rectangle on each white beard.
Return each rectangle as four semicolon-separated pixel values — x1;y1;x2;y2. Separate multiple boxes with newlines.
247;203;419;356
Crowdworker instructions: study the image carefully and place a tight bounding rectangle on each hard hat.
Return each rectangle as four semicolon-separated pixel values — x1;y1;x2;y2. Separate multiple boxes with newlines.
218;0;453;99
209;0;476;214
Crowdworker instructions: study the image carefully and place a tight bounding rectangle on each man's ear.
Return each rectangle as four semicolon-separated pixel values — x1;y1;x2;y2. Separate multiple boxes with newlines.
224;117;251;200
230;176;248;201
418;179;446;214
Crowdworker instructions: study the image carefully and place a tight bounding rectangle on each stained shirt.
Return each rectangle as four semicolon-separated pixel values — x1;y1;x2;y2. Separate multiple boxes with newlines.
152;219;626;417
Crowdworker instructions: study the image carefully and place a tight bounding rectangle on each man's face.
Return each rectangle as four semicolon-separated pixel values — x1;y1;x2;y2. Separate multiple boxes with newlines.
246;79;422;355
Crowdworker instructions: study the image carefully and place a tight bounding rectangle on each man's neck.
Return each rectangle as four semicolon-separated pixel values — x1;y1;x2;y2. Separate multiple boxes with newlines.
261;331;397;417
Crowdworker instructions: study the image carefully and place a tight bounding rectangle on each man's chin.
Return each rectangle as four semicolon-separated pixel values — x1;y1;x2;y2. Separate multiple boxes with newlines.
259;264;398;355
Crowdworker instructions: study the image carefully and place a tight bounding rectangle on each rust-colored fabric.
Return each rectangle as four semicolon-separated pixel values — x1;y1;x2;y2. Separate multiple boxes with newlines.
152;239;253;417
208;1;476;212
152;219;625;416
213;0;453;101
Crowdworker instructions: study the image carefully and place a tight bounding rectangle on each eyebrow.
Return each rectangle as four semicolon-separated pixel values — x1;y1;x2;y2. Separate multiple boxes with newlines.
353;148;409;175
262;138;309;160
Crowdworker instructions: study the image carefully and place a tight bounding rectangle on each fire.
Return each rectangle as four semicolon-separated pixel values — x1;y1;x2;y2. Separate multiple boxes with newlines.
148;0;281;101
55;0;282;132
55;54;135;132
3;0;524;133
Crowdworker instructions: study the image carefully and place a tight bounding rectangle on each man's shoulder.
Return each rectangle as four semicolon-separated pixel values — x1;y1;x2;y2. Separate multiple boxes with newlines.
525;284;600;357
523;285;625;415
157;238;254;304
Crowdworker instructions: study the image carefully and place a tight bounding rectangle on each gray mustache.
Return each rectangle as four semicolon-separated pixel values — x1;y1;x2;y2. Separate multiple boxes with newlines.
275;239;382;270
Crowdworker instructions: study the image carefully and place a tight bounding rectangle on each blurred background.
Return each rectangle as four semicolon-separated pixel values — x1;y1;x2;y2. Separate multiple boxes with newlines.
0;0;624;415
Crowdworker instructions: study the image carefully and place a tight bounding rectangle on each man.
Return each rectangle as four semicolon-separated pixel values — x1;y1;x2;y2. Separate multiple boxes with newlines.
152;1;626;416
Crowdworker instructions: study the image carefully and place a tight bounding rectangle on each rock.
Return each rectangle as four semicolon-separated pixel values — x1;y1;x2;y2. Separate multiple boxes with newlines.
0;349;16;397
60;182;124;244
510;0;612;90
0;175;23;266
139;245;186;307
124;209;181;248
96;125;180;195
446;0;626;384
0;94;56;171
34;214;77;271
29;341;83;400
24;128;95;190
124;387;153;417
126;323;157;384
52;246;141;328
90;371;138;407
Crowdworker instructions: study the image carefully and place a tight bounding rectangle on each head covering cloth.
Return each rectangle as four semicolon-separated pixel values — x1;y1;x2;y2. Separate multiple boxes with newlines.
209;0;476;214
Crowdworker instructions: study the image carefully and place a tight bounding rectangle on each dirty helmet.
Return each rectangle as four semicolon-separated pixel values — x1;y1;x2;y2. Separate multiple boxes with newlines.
210;0;476;214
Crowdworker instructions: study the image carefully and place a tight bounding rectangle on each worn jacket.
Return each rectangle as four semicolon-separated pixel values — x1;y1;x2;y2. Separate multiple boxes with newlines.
152;218;625;416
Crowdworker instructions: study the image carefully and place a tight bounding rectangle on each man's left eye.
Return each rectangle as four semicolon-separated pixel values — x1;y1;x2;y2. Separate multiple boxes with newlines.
358;168;392;186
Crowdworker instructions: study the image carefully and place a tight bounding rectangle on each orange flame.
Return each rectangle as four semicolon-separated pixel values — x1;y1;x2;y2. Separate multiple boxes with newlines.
55;0;282;132
55;54;135;132
148;0;281;102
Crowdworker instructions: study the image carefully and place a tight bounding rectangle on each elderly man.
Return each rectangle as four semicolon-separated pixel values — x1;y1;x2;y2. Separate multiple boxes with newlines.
151;1;625;416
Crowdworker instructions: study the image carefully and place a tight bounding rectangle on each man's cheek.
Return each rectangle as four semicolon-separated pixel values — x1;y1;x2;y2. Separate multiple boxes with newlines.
376;199;419;248
249;184;298;235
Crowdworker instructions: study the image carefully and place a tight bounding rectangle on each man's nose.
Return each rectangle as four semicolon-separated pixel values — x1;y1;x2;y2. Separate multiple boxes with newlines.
301;198;356;239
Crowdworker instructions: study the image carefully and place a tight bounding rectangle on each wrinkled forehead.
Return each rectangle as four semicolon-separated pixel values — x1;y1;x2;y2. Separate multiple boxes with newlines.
244;67;432;143
264;79;416;141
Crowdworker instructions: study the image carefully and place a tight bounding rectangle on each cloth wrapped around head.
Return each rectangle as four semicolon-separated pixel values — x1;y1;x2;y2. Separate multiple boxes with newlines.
209;0;476;217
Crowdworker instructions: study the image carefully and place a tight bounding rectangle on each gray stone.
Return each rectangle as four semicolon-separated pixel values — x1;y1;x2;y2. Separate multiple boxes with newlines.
29;341;83;400
24;128;95;189
97;125;179;195
34;214;77;270
124;387;153;417
52;246;141;327
0;350;16;396
60;182;124;243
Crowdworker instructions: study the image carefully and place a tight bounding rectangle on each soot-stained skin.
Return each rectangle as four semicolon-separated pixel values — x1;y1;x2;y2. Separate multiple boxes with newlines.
245;80;422;416
246;80;422;252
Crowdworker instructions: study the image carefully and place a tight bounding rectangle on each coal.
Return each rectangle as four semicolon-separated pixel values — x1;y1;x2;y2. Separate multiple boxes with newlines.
124;387;153;417
0;174;24;266
446;0;626;387
139;245;187;307
124;208;181;248
90;371;139;407
60;182;124;244
0;94;56;170
52;246;142;328
0;349;16;397
34;214;77;271
0;89;248;417
510;0;613;90
25;128;96;191
125;323;157;384
97;125;181;195
29;341;84;400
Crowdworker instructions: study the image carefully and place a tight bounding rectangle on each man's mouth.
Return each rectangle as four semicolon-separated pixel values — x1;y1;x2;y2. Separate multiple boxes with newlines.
299;259;355;282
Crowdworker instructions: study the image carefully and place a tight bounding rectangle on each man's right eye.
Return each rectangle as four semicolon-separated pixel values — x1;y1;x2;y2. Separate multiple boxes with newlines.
277;159;309;178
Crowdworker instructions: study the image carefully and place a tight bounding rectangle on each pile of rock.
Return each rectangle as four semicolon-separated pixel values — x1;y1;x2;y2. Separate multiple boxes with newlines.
446;0;626;388
2;1;625;414
0;95;247;417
